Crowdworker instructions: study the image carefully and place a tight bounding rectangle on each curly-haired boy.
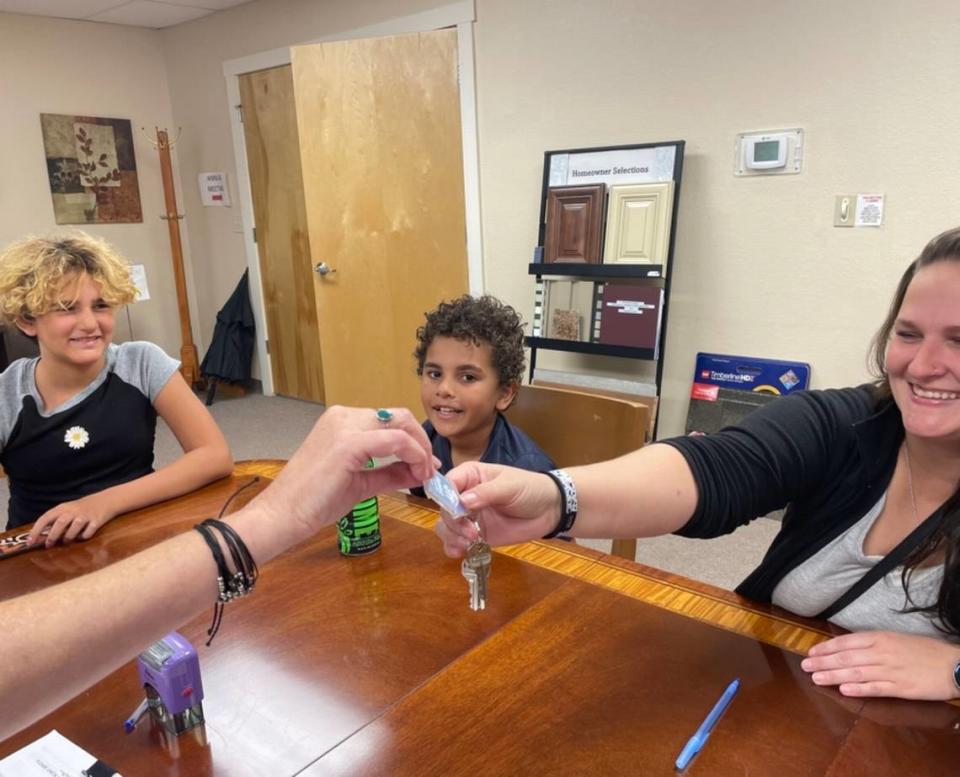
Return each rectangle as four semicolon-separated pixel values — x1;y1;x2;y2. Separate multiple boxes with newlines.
411;295;554;494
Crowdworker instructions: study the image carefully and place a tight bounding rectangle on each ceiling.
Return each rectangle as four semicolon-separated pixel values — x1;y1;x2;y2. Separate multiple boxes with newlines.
0;0;257;29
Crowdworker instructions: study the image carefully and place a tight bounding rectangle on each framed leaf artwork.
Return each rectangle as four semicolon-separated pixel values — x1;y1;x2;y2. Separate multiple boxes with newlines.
40;113;143;224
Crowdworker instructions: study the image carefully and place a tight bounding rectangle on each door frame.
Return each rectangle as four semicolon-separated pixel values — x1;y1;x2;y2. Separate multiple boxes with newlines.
223;0;482;396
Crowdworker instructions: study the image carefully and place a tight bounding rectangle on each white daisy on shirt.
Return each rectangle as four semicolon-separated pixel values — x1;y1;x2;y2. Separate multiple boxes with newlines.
64;426;90;450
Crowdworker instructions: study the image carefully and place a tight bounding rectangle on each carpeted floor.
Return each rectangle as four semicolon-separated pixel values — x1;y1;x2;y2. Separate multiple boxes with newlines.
1;390;781;590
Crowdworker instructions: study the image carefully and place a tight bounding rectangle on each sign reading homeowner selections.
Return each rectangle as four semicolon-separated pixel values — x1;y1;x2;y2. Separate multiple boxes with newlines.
549;147;676;188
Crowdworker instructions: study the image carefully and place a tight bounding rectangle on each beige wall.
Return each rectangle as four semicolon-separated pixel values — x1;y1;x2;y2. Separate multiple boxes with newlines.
6;1;960;440
474;0;960;437
0;12;185;357
158;0;452;376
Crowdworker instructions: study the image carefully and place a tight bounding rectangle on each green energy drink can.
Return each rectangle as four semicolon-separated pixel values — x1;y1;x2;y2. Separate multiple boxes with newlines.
337;496;382;556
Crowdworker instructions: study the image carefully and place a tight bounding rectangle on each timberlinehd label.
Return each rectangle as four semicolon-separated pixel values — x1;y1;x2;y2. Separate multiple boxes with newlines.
690;353;810;401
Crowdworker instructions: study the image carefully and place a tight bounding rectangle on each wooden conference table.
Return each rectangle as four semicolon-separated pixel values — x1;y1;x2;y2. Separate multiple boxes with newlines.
0;462;957;775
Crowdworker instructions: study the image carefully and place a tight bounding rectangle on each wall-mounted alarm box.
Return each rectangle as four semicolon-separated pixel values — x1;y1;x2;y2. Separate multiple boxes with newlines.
735;129;803;176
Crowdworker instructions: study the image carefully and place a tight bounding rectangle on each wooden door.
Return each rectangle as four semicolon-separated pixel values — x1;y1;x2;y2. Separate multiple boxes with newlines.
291;29;469;413
239;66;325;403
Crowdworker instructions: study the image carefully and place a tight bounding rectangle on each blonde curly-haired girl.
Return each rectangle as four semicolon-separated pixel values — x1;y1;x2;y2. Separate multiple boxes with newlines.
0;232;232;544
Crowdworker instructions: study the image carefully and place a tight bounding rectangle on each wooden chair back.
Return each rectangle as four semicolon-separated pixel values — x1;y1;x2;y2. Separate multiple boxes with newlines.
508;384;650;559
532;378;658;441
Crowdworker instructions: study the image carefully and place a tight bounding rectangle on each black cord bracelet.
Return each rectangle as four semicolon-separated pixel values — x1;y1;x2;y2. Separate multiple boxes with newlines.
194;517;259;645
195;522;230;587
194;522;229;644
216;477;260;520
208;519;259;593
541;469;578;539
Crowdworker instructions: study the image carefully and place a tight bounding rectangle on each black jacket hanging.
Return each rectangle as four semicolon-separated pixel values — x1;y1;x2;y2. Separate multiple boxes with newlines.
200;269;255;385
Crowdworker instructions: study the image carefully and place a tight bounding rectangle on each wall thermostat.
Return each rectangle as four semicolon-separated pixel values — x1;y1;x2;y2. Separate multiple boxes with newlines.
735;128;803;176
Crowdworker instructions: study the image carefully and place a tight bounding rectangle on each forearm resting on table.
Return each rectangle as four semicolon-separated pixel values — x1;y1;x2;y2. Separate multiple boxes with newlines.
97;445;234;518
566;444;698;540
0;500;291;742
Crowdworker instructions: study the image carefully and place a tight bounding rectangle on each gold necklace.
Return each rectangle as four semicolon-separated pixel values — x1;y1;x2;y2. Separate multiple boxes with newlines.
903;442;920;523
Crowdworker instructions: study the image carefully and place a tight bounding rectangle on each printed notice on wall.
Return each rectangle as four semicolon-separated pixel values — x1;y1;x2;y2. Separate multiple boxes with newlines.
130;264;150;301
855;193;884;227
199;171;231;207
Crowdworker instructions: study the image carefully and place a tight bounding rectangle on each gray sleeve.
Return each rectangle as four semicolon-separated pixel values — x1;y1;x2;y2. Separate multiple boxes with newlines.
0;359;33;452
112;342;180;402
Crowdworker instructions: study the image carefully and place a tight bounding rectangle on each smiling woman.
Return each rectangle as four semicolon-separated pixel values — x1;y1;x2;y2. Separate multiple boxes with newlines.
0;233;233;544
435;228;960;703
871;236;960;444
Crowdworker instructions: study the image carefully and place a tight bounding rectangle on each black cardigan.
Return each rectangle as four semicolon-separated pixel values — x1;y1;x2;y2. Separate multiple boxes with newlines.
661;385;903;602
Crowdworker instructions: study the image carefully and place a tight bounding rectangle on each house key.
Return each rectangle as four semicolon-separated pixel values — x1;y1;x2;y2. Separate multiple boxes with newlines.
461;526;492;611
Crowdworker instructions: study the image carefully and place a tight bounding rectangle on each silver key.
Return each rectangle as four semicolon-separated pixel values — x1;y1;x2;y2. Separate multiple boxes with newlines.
462;540;492;611
461;560;479;610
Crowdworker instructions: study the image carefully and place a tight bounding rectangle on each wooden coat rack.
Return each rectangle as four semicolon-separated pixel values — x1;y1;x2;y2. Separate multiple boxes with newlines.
152;127;199;387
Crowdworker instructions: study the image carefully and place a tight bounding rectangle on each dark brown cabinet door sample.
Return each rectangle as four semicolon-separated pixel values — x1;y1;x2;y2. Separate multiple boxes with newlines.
544;184;605;263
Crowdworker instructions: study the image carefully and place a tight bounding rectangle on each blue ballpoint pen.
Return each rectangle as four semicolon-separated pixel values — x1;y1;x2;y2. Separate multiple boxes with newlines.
675;678;740;770
123;698;150;733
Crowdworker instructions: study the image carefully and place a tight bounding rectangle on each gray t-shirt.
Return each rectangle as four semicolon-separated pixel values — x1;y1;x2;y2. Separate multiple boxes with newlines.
771;494;947;638
0;341;178;527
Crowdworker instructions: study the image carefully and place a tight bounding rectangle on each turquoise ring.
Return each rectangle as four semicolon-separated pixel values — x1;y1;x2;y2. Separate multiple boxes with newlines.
375;408;394;425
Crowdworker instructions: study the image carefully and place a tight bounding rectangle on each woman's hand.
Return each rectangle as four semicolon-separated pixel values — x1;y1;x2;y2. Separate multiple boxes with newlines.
801;631;960;701
249;406;434;542
435;463;562;557
28;495;115;547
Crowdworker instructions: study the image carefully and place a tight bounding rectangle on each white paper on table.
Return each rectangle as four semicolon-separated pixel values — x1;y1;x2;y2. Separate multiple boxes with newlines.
855;193;884;226
0;729;123;776
130;264;150;301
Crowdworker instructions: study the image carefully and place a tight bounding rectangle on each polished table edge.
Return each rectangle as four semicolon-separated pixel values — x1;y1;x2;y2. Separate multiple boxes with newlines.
376;492;839;656
233;459;839;656
0;463;277;547
0;459;865;659
233;459;286;480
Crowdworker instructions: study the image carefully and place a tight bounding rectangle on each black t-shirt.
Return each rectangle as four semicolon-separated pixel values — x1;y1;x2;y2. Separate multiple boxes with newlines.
661;385;903;602
0;342;178;528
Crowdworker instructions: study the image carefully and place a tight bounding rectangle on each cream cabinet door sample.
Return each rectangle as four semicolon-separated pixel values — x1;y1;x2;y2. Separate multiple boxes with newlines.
602;182;674;269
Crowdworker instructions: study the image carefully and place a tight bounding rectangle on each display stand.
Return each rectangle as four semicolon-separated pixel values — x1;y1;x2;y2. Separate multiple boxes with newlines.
526;140;685;436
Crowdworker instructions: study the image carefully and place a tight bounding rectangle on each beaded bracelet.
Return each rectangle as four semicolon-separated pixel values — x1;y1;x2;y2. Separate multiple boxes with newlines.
541;469;578;539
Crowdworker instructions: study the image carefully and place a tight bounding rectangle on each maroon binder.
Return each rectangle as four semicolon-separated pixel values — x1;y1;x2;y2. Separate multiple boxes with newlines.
595;284;663;353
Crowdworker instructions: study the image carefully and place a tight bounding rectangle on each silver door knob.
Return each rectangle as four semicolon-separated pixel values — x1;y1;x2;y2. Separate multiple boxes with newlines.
314;262;337;276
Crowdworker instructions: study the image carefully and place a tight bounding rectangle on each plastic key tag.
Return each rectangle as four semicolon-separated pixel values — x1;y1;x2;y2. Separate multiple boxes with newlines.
422;471;470;519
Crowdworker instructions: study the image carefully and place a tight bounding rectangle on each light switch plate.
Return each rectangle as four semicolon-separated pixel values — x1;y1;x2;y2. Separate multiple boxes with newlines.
834;195;855;227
